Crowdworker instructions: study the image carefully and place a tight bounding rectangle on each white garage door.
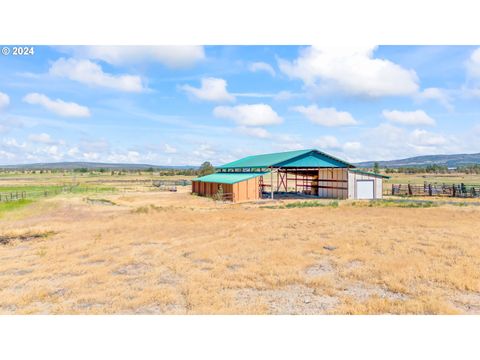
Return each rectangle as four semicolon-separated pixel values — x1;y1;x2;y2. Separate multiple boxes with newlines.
356;180;374;199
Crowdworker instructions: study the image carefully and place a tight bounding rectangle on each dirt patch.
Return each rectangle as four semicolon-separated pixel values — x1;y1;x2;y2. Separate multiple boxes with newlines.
82;259;106;266
0;231;54;246
227;264;243;271
340;282;409;302
235;285;339;314
157;270;182;285
129;302;187;315
75;301;105;311
345;260;363;269
450;292;480;314
112;262;150;276
86;198;116;206
305;259;335;277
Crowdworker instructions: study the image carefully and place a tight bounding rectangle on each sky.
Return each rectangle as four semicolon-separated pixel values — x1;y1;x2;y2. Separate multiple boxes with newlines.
1;45;480;166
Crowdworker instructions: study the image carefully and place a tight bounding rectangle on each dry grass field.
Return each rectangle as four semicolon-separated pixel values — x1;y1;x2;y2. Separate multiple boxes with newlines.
1;177;480;314
384;172;480;185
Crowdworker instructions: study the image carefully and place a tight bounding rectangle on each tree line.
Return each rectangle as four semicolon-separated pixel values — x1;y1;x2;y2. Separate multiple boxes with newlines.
0;161;217;177
382;164;480;174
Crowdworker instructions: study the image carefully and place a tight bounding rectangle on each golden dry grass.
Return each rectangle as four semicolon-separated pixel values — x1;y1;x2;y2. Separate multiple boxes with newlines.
384;172;480;185
0;187;479;314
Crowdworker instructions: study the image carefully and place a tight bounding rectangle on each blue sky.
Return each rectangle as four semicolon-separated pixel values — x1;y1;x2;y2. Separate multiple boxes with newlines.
1;45;480;166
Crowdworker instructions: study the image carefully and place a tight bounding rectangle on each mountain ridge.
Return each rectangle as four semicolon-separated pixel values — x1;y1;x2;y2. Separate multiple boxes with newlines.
355;153;480;168
0;161;197;170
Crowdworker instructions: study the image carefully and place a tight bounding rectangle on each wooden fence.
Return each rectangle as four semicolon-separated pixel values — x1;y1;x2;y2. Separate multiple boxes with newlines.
0;186;114;203
388;183;480;198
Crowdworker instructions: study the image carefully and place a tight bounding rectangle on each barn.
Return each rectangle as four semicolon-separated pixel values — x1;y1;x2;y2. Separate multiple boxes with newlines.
191;149;388;202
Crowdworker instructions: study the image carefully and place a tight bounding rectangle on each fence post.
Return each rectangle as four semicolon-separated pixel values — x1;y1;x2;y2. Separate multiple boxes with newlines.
428;184;432;196
408;184;413;196
452;184;456;197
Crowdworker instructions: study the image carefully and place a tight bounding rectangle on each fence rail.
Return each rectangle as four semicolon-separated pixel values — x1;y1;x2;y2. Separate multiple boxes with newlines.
0;186;115;202
152;180;191;187
387;183;480;198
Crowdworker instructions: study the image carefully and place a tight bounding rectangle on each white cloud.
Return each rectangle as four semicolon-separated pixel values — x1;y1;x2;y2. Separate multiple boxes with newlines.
350;123;459;161
192;144;216;159
293;105;359;127
23;93;90;117
213;104;283;126
236;126;271;138
28;133;55;144
343;141;362;152
49;58;145;92
0;150;15;160
466;47;480;78
79;139;110;152
273;91;303;101
313;135;362;154
410;129;447;146
0;92;10;110
107;151;141;163
465;48;480;98
313;135;341;149
278;46;419;97
248;62;276;76
45;145;60;156
417;87;453;111
82;152;100;161
181;78;235;102
0;116;27;134
67;147;80;157
163;144;177;154
382;109;436;126
2;138;26;149
474;124;480;136
66;46;205;68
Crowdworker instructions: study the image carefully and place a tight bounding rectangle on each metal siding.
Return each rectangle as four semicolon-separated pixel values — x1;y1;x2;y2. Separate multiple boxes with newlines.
356;180;375;199
193;171;269;184
376;178;383;199
348;170;382;199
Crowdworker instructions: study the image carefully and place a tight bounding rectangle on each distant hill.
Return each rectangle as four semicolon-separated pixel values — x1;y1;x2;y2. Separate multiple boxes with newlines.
356;153;480;168
0;162;197;170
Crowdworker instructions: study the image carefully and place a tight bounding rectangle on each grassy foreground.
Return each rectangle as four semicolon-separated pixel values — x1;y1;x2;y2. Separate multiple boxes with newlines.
0;188;479;315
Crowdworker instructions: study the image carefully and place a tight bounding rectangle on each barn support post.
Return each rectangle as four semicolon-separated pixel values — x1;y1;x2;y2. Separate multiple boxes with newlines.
270;168;274;199
276;171;279;192
295;171;298;193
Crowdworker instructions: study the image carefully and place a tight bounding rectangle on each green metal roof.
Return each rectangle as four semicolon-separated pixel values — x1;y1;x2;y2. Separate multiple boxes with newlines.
192;172;269;184
217;149;354;169
275;152;352;168
349;169;390;179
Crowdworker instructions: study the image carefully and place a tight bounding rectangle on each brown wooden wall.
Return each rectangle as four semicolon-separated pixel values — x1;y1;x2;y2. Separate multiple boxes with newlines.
318;168;349;199
192;177;261;202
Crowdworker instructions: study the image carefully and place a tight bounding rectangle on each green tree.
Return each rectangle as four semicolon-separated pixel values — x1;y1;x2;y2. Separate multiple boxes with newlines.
199;161;215;176
373;162;380;174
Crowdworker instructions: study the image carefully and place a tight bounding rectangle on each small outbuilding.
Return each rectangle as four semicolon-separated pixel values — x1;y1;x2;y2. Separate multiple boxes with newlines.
191;149;389;202
191;172;267;202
